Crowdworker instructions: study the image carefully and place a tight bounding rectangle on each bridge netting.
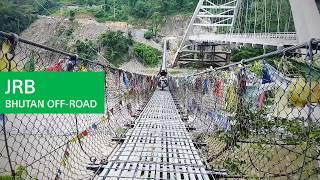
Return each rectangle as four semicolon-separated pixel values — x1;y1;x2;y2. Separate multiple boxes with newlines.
170;40;320;179
0;32;156;179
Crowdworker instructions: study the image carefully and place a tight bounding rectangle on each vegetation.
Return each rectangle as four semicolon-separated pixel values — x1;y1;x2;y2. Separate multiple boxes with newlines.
71;31;161;66
60;0;197;18
0;0;60;34
0;165;30;180
64;30;160;67
249;61;263;77
230;47;264;62
69;10;76;21
152;13;163;31
98;31;133;66
0;1;37;34
51;0;197;26
24;55;36;72
207;134;318;178
75;39;98;60
143;31;154;40
133;43;160;67
210;107;320;177
143;12;164;39
199;77;320;178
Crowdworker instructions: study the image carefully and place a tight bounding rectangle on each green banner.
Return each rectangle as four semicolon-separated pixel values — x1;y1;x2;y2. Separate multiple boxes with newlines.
0;72;105;114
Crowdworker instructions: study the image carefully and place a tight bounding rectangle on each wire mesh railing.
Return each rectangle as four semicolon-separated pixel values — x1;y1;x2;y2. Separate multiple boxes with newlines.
0;32;156;179
170;39;320;179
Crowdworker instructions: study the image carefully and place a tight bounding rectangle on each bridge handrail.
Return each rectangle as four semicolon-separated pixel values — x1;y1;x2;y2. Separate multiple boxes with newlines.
233;32;296;39
0;31;110;68
225;32;297;40
191;32;297;40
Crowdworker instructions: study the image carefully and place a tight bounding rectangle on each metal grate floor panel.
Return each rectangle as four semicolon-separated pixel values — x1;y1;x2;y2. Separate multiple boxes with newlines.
96;90;210;180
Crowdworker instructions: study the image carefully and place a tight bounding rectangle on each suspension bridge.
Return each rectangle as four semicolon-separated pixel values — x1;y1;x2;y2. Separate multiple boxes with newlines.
174;0;320;66
1;0;320;179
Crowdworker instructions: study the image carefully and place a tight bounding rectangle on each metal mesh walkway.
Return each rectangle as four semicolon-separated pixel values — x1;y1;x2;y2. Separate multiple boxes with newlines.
96;90;210;180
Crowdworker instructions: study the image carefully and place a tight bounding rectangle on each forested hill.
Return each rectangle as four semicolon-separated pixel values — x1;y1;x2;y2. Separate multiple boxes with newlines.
63;0;198;17
0;0;60;34
0;0;197;34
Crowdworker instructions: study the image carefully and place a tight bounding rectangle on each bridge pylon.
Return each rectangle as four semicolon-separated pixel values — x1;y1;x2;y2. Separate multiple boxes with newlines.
289;0;320;43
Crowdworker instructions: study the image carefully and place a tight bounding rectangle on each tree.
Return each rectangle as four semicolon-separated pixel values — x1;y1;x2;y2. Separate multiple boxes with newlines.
144;31;154;39
158;0;172;14
99;31;131;66
175;0;184;9
128;0;137;7
69;10;76;21
0;2;37;34
87;0;94;6
133;42;160;67
132;0;152;18
75;39;97;60
104;0;110;11
151;12;163;37
230;47;264;62
128;31;134;45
